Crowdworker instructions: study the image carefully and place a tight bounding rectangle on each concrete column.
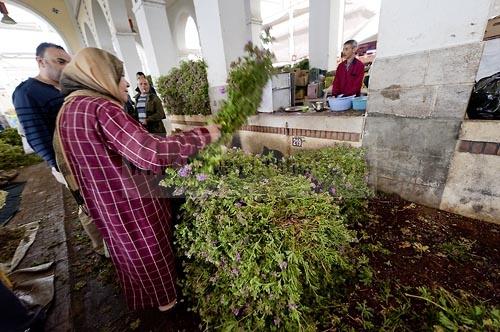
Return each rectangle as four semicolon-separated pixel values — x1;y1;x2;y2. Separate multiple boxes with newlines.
112;32;142;81
193;0;248;112
245;0;263;45
132;0;178;77
309;0;345;70
103;0;143;82
288;2;295;61
362;0;494;209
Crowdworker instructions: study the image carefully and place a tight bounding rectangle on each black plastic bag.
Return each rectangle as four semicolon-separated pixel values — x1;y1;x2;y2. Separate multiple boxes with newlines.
466;71;500;119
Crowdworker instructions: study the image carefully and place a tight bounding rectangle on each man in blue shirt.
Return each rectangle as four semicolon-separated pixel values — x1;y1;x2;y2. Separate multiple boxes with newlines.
12;42;71;170
12;43;105;255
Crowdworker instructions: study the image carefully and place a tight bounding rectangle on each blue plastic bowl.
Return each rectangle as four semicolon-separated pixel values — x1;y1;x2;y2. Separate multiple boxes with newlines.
352;96;367;110
328;96;353;111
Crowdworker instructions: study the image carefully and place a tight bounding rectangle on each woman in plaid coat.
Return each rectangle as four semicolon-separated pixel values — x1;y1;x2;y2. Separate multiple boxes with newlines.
56;48;220;311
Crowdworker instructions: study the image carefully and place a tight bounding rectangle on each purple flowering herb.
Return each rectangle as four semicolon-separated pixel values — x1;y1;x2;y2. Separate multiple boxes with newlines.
231;268;239;276
274;317;281;326
196;173;207;181
235;252;241;262
329;186;337;196
279;261;288;270
178;164;192;177
235;202;242;208
232;308;240;316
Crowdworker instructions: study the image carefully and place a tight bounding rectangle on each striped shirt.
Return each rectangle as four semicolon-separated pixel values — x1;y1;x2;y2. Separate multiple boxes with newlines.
136;95;147;124
12;78;64;167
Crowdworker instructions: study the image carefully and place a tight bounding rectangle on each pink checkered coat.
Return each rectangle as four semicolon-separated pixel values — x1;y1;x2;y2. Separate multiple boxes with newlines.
58;96;211;309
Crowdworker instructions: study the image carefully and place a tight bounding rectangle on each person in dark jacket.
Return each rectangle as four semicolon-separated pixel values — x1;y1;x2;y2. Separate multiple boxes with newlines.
135;71;156;95
132;77;166;134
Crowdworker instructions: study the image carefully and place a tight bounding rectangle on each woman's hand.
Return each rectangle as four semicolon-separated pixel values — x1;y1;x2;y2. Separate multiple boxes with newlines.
205;124;221;142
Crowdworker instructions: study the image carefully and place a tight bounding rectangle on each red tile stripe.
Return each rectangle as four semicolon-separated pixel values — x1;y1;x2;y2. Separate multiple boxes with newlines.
457;140;500;156
239;125;361;142
169;120;207;126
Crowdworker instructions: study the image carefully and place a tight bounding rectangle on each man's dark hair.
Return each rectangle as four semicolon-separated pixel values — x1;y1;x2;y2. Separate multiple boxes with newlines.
344;39;358;48
36;42;65;57
136;71;146;77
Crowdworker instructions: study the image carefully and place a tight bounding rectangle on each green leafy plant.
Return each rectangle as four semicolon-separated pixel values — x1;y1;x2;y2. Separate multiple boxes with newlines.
356;301;375;330
0;128;22;146
282;146;373;224
439;238;475;262
213;42;274;139
163;149;359;330
156;60;211;116
0;140;42;171
406;287;500;331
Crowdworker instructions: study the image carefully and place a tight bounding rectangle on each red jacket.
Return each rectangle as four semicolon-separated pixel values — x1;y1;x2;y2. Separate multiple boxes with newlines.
331;58;365;97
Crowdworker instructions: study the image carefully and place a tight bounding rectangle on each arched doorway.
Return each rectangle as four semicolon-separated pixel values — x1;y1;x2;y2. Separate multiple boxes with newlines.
175;12;201;61
91;0;114;53
0;2;67;127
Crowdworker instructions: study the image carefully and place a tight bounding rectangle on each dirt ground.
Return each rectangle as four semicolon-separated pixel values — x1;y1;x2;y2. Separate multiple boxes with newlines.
0;227;24;262
65;191;499;331
342;193;500;330
362;193;499;301
1;164;498;331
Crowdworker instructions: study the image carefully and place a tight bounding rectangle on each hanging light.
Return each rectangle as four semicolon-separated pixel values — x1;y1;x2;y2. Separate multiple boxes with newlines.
0;2;16;25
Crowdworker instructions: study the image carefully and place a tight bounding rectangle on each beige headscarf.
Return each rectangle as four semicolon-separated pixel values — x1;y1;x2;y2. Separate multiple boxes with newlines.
60;47;125;107
54;47;126;201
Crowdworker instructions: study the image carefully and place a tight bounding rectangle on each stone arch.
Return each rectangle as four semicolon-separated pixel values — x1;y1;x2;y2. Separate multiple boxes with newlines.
90;0;115;53
9;0;75;52
174;11;201;59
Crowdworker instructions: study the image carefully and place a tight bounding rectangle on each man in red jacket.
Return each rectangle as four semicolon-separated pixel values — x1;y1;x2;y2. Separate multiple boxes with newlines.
328;40;365;97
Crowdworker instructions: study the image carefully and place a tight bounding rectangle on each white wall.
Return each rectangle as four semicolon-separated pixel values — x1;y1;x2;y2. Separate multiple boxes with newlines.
193;0;227;87
476;39;500;80
377;0;493;58
490;0;500;16
219;0;248;67
309;0;344;70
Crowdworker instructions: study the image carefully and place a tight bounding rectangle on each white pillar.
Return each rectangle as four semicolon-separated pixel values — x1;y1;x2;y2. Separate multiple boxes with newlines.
194;0;249;112
112;32;142;82
132;0;178;78
309;0;345;70
103;0;143;82
245;0;262;45
288;2;295;62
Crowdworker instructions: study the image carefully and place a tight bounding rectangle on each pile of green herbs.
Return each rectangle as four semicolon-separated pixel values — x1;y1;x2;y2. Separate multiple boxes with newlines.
212;42;274;140
0;128;42;171
164;146;500;330
156;60;211;116
164;147;363;330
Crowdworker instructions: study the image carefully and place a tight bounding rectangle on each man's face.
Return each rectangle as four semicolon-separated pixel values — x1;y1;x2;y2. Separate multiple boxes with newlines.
342;44;357;59
37;47;71;83
138;78;150;94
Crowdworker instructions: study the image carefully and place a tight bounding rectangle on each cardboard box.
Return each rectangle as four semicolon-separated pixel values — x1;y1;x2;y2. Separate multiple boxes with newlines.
295;75;308;86
484;16;500;40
